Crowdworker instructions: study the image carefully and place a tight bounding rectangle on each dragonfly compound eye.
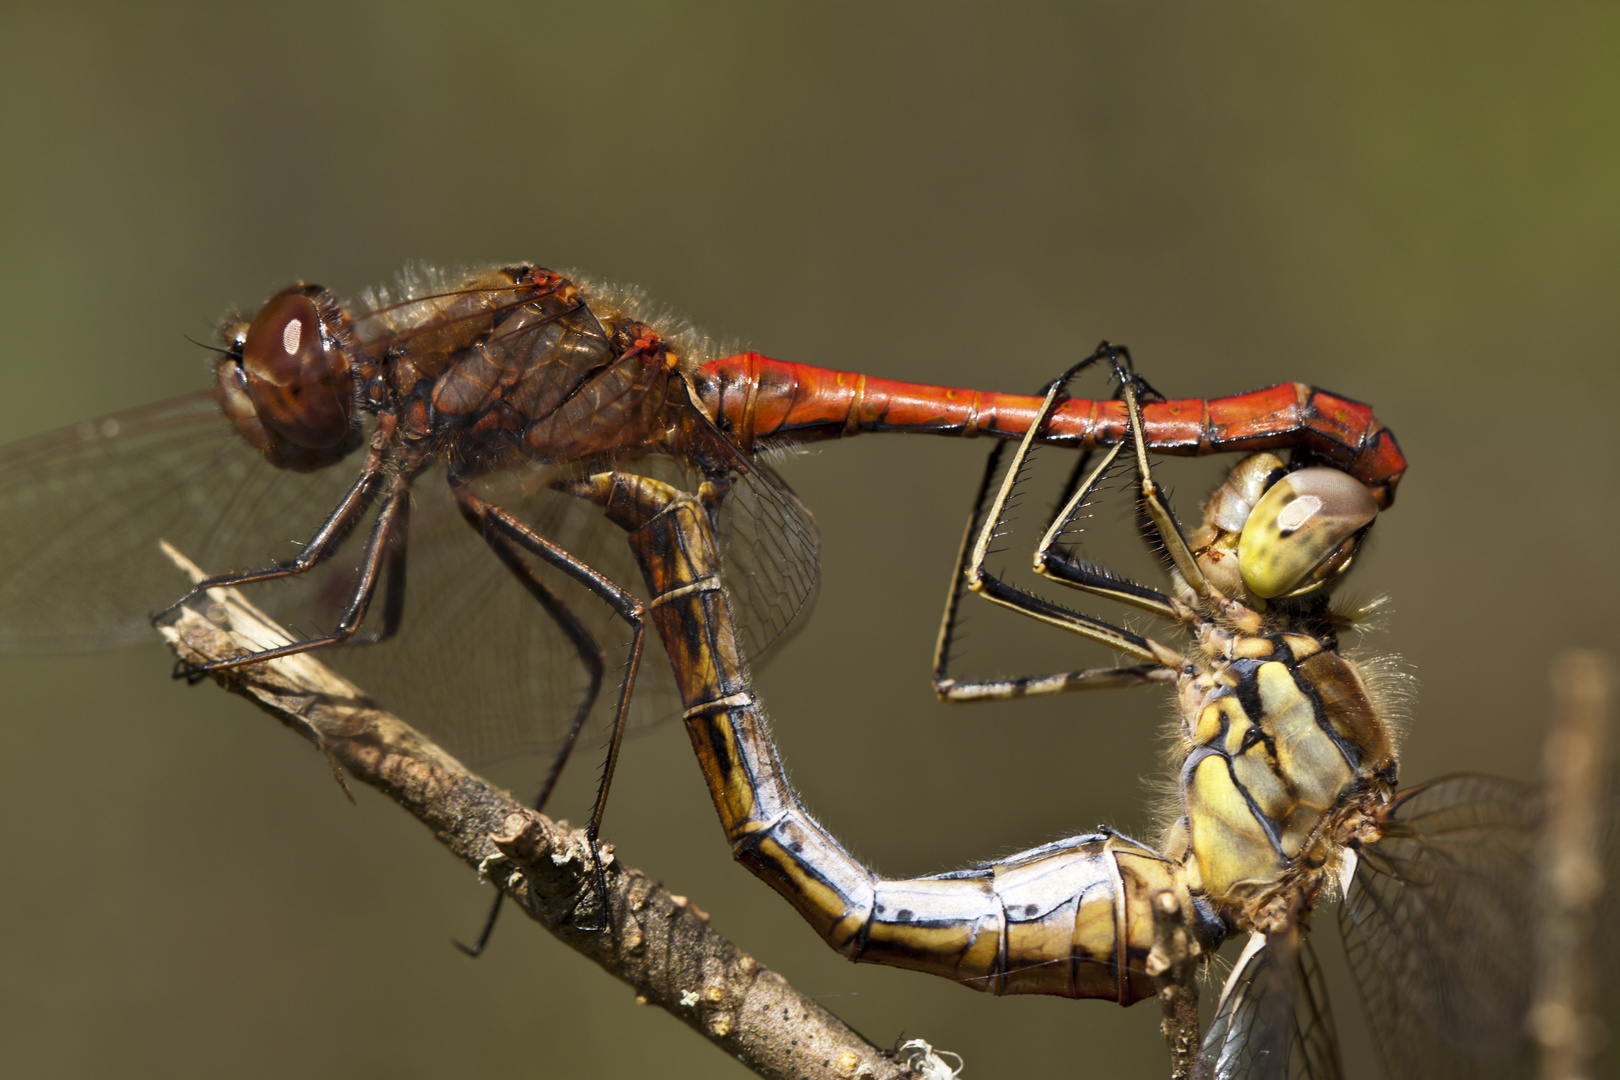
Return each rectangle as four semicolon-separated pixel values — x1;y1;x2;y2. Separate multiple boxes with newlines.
237;291;356;450
1237;467;1378;599
1203;452;1288;534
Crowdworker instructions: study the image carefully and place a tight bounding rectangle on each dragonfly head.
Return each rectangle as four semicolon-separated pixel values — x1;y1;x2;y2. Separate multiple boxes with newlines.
215;284;359;470
1196;453;1380;604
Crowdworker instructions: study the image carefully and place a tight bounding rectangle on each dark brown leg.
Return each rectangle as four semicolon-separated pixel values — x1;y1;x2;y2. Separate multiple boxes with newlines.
345;489;411;646
154;439;389;626
455;485;645;930
176;473;408;678
452;496;608;955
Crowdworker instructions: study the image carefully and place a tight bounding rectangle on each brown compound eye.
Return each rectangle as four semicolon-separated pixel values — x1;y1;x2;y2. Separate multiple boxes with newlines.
239;293;355;449
1237;467;1379;600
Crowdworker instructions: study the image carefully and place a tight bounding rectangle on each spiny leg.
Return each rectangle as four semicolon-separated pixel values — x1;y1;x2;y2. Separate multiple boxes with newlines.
452;498;608;956
346;490;411;646
455;484;644;930
1026;348;1183;618
1031;439;1179;617
1116;354;1209;596
933;438;1169;701
1036;348;1263;634
937;344;1185;696
933;358;1137;698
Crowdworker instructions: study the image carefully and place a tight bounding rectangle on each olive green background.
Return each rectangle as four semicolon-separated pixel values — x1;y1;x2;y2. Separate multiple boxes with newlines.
1;4;1617;1078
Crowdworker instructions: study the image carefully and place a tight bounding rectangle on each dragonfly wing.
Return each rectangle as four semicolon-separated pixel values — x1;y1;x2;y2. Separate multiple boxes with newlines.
308;464;666;768
671;382;820;664
0;392;649;771
1291;935;1345;1080
1338;773;1540;1080
306;336;820;770
714;454;819;663
1201;927;1342;1080
0;392;370;651
332;440;817;770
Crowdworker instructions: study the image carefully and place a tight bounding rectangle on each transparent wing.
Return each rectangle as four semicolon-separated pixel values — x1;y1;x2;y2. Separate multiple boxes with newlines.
325;463;652;768
1338;773;1541;1080
349;437;818;767
1290;936;1345;1080
709;451;819;663
644;373;820;664
1200;930;1344;1080
0;397;585;770
0;388;819;772
0;393;366;650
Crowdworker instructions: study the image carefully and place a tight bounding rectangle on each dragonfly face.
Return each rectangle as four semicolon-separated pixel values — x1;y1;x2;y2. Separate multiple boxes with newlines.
215;285;359;468
1190;453;1381;605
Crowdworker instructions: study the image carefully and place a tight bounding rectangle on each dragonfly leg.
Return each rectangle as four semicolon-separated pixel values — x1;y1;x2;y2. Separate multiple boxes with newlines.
933;439;1173;701
154;423;394;628
451;499;608;956
1024;347;1190;619
932;346;1184;701
345;490;411;647
1036;354;1264;634
175;473;410;678
454;485;645;931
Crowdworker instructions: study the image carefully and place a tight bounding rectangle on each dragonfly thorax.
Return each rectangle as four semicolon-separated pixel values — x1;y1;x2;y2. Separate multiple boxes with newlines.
1166;630;1397;932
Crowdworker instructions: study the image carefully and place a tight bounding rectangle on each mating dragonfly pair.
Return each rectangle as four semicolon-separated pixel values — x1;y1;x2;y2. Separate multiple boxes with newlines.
0;266;1544;1079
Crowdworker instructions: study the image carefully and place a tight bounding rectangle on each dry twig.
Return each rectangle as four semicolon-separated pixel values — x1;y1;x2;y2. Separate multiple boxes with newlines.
1146;888;1202;1079
155;545;911;1080
1531;650;1614;1080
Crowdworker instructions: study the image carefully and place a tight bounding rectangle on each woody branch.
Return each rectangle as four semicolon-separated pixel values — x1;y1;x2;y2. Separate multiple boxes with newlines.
156;546;915;1080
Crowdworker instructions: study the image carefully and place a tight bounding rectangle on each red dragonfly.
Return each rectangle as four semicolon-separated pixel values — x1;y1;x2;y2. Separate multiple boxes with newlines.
0;264;1406;937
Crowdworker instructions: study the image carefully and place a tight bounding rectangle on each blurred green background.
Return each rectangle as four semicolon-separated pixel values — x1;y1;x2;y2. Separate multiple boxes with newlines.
2;4;1617;1078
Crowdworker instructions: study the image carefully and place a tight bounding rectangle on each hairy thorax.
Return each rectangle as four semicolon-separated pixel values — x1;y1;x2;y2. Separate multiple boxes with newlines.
1161;628;1398;932
338;267;692;476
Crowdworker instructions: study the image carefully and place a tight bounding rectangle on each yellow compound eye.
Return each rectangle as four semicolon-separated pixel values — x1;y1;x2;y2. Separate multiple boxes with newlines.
1237;468;1378;599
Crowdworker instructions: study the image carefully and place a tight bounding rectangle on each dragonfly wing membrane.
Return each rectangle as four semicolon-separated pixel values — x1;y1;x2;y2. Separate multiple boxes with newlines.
668;389;820;665
1338;773;1540;1080
1200;929;1344;1080
0;393;371;652
713;455;819;663
315;466;641;766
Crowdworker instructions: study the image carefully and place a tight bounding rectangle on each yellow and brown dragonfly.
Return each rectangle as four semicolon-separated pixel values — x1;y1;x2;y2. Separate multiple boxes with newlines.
594;344;1546;1079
